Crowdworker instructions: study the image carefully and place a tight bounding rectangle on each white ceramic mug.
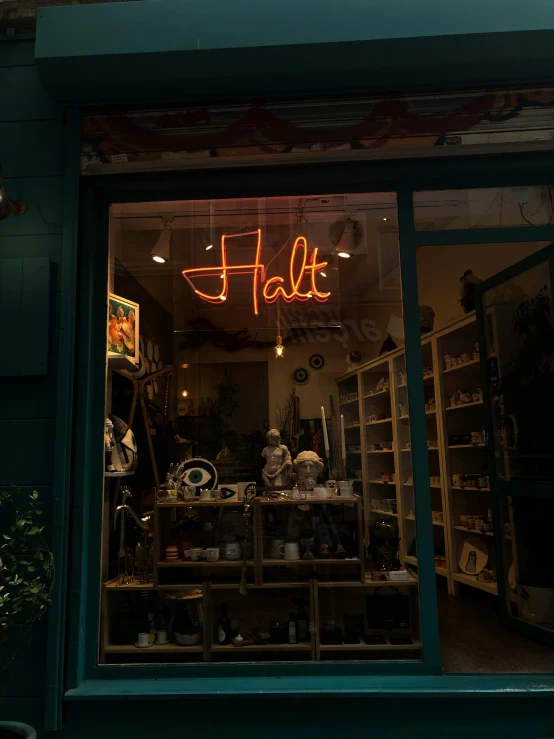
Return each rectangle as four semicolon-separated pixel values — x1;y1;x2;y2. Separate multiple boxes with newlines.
338;480;354;498
199;488;218;501
156;489;178;502
206;547;220;562
182;486;196;500
136;632;150;648
283;542;300;561
155;630;168;644
190;547;203;561
225;542;242;560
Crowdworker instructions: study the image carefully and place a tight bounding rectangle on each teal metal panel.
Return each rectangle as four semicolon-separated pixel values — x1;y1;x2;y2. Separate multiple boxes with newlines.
0;233;62;267
0;419;55;485
0;39;35;67
0;358;58;419
0;258;50;376
0;177;63;237
0;64;60;122
44;107;81;733
35;0;554;103
0;121;62;178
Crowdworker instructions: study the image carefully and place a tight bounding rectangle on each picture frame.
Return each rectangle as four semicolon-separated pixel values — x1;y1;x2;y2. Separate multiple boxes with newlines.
107;293;140;364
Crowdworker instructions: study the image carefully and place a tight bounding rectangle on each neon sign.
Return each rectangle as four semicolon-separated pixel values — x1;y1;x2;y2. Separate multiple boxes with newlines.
182;228;331;315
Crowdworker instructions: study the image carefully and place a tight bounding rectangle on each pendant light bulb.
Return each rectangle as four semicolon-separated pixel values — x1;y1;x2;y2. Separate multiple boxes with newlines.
274;335;285;359
181;389;189;398
151;218;173;264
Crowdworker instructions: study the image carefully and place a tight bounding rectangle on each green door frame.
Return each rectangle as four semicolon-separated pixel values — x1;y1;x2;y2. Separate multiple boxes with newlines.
66;152;554;701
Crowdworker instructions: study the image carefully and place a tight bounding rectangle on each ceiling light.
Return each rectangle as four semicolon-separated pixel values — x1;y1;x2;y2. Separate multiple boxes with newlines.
320;272;327;277
205;244;213;250
181;389;189;398
334;217;358;258
383;217;387;221
151;218;173;264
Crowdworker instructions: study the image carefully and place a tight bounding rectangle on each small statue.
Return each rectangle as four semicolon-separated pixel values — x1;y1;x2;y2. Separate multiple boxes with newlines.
261;429;292;487
293;450;324;492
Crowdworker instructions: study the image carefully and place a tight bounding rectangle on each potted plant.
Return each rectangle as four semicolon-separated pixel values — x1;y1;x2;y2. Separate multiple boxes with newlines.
0;488;53;739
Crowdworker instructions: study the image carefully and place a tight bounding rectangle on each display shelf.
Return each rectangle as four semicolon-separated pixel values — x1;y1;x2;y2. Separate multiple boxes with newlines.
445;400;483;412
453;572;498;595
157;560;254;568
364;389;389;398
403;482;442;489
366;418;392;426
210;582;309;590
369;509;397;517
258;496;358;505
104;577;154;589
404;555;447;577
406;516;444;527
156;500;243;507
212;642;311;652
319;640;421;652
455;525;493;537
448;443;487;449
452;486;490;492
320;577;419;587
105;470;135;478
340;397;359;406
262;558;360;566
443;358;480;374
368;479;396;485
104;643;203;654
367;449;394;454
399;410;436;419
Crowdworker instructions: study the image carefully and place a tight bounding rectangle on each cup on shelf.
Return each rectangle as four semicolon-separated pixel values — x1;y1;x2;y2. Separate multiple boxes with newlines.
444;355;452;370
461;353;471;364
199;488;218;501
155;630;168;645
338;480;354;498
283;542;300;561
157;489;178;502
182;486;196;501
471;430;484;444
459;514;469;527
224;542;242;561
190;547;203;561
136;632;151;648
206;547;220;562
270;539;285;559
452;474;464;488
432;510;444;523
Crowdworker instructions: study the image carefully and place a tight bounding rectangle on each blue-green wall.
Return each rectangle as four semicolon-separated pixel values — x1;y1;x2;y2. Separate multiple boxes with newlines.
0;38;64;731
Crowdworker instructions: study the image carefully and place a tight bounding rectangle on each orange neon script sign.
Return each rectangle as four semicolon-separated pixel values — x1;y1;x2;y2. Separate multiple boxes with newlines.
181;228;331;315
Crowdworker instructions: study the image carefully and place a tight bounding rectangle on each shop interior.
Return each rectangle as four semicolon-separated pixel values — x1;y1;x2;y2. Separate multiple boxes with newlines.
103;187;554;670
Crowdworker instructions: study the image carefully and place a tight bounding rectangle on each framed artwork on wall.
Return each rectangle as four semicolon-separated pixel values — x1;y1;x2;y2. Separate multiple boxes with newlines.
107;293;140;364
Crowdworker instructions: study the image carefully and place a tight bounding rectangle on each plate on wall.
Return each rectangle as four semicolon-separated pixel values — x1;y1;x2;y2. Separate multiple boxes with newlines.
458;536;488;575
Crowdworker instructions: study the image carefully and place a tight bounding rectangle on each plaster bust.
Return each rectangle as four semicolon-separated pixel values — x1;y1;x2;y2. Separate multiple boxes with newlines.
261;429;292;487
293;450;324;491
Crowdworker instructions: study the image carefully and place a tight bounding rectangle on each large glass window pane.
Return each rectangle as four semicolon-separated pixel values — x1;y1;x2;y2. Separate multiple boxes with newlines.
101;191;424;665
414;187;554;230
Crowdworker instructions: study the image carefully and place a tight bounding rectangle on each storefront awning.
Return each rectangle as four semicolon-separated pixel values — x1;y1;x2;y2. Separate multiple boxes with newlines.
35;0;554;105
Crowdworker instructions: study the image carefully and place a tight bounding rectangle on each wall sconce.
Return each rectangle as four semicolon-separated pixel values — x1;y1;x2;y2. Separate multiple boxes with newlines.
0;167;27;221
151;217;173;264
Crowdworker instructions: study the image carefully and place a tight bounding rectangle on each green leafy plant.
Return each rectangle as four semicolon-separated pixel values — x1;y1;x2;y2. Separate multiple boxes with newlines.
0;488;53;643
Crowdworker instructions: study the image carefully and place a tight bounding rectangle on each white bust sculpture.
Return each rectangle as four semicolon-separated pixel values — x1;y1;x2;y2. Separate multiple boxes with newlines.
293;450;324;491
261;429;292;487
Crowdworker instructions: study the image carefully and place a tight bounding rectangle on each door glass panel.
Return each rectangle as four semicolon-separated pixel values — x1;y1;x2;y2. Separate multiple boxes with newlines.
414;187;553;230
482;258;554;481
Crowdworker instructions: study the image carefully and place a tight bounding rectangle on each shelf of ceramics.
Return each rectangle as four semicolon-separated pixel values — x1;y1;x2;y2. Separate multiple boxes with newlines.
319;639;421;652
105;471;135;477
321;577;419;588
262;558;361;566
258;496;359;505
443;358;480;374
451;486;490;492
445;401;483;412
455;526;493;537
369;509;397;517
448;443;487;449
367;449;394;454
368;479;396;485
405;516;444;527
340;397;359;407
366;418;392;426
364;389;389;398
212;642;311;652
403;482;442;489
104;643;203;653
156;500;244;507
453;572;497;595
402;447;439;452
157;560;254;568
404;555;448;577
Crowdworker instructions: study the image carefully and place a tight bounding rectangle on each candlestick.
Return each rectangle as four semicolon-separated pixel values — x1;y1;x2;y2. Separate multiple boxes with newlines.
321;405;330;454
340;414;346;462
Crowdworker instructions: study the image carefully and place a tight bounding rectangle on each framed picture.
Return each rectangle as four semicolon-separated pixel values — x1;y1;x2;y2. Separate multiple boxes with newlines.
107;293;140;364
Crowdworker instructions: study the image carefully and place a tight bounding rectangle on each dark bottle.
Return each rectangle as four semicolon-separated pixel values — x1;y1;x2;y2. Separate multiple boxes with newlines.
217;603;231;645
296;603;309;641
288;612;297;644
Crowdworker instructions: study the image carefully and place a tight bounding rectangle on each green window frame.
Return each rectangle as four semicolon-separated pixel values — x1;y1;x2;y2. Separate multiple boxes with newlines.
63;154;554;701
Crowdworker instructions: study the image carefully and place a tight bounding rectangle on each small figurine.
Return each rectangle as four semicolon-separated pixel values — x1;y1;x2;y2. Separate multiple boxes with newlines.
262;429;292;488
293;450;324;492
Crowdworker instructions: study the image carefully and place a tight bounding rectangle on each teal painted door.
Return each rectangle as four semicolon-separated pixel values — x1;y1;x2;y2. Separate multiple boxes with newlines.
476;243;554;645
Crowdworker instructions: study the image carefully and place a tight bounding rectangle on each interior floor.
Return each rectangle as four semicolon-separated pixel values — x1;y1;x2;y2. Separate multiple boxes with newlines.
438;583;554;673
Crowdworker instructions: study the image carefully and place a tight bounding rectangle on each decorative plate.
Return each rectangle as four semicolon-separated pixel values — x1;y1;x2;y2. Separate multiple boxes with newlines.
309;353;325;370
292;366;310;385
458;536;488;575
177;458;218;491
147;340;154;361
154;344;160;362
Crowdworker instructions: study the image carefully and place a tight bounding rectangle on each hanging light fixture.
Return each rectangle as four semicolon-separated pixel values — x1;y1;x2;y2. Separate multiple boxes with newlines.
0;166;27;222
335;217;358;258
274;304;285;358
151;218;173;264
180;363;190;397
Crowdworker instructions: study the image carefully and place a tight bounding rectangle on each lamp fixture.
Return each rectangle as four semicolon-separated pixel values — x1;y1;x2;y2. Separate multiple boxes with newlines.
0;167;27;222
274;335;285;359
181;389;189;398
151;218;173;264
181;365;190;398
334;217;358;258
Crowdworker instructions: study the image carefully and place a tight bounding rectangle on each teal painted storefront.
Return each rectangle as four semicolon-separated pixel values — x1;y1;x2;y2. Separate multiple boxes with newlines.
2;1;554;735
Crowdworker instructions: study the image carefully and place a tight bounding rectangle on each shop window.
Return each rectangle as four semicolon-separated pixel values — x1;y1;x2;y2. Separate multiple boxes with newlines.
414;187;554;230
101;192;428;665
411;236;554;672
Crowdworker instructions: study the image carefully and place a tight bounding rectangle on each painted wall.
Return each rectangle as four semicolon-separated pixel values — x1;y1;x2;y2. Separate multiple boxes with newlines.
0;38;65;730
